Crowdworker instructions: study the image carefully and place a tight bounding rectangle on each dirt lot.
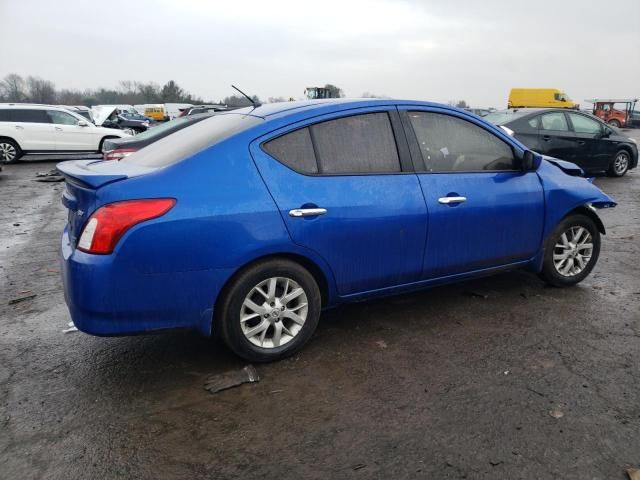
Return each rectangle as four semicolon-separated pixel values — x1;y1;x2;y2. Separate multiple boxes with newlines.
1;134;639;480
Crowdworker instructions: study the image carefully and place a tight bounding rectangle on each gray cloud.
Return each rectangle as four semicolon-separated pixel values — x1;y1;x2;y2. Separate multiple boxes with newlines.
0;0;638;107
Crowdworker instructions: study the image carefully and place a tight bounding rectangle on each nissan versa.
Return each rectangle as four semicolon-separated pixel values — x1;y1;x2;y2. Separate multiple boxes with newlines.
58;99;616;362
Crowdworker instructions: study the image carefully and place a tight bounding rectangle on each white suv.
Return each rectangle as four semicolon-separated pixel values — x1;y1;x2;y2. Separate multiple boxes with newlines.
0;104;130;163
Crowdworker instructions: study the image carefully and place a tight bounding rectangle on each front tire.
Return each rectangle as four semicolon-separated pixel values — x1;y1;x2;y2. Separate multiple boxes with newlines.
539;214;601;287
0;139;22;163
217;259;321;362
607;119;621;128
608;149;630;177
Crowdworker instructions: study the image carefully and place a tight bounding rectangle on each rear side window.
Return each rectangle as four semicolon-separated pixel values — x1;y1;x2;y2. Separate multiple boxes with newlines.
263;128;318;174
312;113;400;174
12;109;50;123
527;117;539;128
408;111;515;172
540;112;569;131
0;110;12;121
568;113;601;134
262;112;401;175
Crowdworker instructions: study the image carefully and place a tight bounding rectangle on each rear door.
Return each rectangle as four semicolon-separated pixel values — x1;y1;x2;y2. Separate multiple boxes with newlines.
566;112;611;171
537;111;577;161
251;108;428;296
401;108;544;277
47;110;98;151
10;108;57;151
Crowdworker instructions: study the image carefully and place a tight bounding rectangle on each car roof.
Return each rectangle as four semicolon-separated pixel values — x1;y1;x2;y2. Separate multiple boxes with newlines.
0;103;75;110
219;98;467;121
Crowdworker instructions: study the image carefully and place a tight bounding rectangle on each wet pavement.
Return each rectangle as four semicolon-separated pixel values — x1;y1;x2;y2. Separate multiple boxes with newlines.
1;138;639;479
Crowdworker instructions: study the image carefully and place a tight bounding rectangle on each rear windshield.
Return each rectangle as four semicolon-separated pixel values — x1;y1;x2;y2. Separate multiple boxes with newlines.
121;113;262;167
129;116;203;141
484;110;531;125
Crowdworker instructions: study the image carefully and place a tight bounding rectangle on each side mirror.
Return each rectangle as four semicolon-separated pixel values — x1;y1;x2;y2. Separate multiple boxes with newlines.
522;150;536;171
77;120;88;127
602;128;612;138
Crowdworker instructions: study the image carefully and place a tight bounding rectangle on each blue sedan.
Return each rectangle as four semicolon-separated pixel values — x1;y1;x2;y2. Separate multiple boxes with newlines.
58;99;616;361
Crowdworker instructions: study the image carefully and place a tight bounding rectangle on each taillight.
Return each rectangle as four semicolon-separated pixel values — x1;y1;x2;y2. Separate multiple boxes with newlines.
77;199;176;254
103;148;137;161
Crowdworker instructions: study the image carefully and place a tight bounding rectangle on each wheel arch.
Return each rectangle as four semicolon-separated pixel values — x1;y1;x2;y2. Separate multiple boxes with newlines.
565;205;605;235
0;135;22;149
98;135;121;152
214;252;332;320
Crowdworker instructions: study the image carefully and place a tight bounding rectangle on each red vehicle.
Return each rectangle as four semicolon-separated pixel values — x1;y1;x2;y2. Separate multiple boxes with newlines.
586;98;638;128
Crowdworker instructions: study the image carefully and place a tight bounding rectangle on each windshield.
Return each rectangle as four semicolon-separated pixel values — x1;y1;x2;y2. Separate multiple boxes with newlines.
122;113;262;167
484;110;531;125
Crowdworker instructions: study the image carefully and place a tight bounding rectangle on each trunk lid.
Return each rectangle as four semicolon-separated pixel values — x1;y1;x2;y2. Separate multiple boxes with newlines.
57;160;155;245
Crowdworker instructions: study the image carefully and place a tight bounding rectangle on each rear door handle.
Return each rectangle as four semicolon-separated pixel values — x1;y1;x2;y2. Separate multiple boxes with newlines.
438;196;467;205
289;208;327;217
15;125;24;130
577;140;585;145
542;135;551;141
55;127;63;131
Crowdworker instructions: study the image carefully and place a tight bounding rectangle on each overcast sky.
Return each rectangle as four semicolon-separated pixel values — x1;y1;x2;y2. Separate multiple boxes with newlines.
1;0;638;107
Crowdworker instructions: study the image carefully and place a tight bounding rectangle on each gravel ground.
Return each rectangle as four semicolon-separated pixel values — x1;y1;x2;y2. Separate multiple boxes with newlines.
1;134;639;479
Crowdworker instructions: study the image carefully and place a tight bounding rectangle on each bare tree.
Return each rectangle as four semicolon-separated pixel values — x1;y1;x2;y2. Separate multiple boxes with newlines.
268;96;287;103
26;76;57;104
1;73;27;102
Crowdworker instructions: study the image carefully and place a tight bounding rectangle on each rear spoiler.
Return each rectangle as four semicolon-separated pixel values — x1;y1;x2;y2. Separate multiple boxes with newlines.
56;160;153;189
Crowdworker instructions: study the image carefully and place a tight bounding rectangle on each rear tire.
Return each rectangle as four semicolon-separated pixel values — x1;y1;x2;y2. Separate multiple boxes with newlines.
608;149;630;177
217;259;321;362
539;214;600;287
0;138;22;164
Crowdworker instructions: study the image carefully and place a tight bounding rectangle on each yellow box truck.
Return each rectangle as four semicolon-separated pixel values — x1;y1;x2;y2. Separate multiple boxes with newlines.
508;88;578;109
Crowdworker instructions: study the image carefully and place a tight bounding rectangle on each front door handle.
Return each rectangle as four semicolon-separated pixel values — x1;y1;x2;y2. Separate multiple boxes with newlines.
289;208;327;217
438;196;467;205
577;140;585;145
55;127;63;131
15;125;24;130
542;135;551;141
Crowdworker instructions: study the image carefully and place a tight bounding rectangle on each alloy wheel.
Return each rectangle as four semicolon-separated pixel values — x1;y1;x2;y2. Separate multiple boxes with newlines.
613;152;629;175
553;226;593;277
0;142;16;163
240;277;308;348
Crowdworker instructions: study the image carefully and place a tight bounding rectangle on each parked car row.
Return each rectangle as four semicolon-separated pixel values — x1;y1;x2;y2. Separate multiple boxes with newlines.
58;99;617;361
0;103;130;163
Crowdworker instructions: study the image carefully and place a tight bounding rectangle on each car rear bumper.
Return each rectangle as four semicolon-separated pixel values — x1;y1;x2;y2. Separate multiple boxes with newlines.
60;227;232;336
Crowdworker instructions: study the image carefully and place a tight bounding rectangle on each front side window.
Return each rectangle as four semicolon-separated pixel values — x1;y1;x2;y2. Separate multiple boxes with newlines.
408;111;515;172
540;112;569;131
47;110;79;125
12;109;50;123
568;113;601;134
0;110;12;122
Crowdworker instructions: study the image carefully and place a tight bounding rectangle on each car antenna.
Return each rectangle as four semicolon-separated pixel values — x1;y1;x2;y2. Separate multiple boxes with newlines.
231;85;261;108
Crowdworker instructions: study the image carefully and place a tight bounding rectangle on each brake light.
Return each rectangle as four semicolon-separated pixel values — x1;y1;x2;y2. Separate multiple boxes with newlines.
77;199;176;254
103;148;137;161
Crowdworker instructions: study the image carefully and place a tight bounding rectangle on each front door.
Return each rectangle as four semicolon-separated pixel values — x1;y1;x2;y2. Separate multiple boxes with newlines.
251;109;428;295
566;112;611;171
47;110;96;151
401;109;545;277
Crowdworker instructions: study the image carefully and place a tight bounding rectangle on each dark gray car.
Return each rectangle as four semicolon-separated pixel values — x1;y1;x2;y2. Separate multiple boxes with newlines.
485;108;638;177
